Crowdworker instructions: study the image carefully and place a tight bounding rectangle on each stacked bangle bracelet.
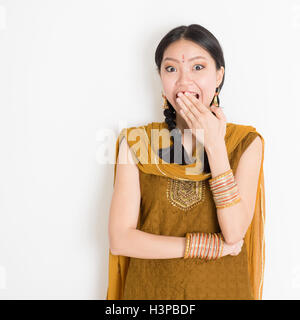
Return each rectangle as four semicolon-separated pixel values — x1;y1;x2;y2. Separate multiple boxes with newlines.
184;232;224;260
208;169;241;209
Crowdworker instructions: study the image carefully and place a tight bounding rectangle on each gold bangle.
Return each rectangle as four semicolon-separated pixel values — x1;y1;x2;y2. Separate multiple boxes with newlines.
203;233;211;260
216;197;241;209
184;233;191;259
215;233;221;259
184;232;224;260
200;233;207;259
212;233;218;260
219;234;224;258
197;233;204;258
209;169;241;209
209;169;232;183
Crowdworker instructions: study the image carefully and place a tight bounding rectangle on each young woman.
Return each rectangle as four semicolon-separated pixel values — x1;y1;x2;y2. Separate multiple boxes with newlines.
107;24;265;300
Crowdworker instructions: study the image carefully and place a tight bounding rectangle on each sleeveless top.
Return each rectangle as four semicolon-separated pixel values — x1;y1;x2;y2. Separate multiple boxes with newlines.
120;127;260;300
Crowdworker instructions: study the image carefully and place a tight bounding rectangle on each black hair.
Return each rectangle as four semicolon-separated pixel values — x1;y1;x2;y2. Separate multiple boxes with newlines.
155;24;225;171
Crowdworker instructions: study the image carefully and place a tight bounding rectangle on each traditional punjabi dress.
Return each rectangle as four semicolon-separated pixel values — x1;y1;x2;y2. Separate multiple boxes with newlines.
106;121;266;300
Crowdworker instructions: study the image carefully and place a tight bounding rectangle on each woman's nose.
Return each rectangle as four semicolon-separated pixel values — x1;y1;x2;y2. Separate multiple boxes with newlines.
178;71;193;84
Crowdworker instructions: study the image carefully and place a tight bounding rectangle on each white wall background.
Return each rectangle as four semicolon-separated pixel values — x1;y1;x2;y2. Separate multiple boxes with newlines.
0;0;299;299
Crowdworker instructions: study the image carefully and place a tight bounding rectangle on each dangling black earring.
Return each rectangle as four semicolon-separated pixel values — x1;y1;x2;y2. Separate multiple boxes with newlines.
213;87;220;107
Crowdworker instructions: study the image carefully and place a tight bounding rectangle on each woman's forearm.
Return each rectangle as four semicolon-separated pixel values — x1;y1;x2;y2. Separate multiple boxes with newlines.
205;140;248;244
111;229;186;259
205;140;231;179
111;229;242;259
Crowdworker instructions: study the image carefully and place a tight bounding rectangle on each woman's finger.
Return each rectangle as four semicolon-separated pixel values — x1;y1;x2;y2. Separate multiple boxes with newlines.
183;92;208;114
176;97;199;126
177;94;202;123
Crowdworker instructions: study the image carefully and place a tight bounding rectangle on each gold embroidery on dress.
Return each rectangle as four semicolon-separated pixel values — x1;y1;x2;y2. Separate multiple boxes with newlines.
166;178;205;211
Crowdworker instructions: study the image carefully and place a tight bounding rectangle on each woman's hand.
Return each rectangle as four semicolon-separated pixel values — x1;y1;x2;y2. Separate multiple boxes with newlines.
221;239;244;257
176;91;227;149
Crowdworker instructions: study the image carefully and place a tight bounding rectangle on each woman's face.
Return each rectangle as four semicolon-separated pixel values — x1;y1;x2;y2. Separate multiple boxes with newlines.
160;39;224;112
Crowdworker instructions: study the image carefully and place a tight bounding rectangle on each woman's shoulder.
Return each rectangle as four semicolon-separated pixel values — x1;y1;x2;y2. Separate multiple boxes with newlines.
118;121;167;137
227;121;257;132
118;121;157;132
227;122;264;157
225;121;264;156
226;121;263;139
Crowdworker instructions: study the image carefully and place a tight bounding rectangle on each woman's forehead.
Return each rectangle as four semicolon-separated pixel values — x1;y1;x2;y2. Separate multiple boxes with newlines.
163;40;212;61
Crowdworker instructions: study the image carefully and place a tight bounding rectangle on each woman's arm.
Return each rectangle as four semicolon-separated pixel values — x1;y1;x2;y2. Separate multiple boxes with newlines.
109;137;243;259
205;136;263;244
111;229;187;259
109;137;185;258
112;228;243;259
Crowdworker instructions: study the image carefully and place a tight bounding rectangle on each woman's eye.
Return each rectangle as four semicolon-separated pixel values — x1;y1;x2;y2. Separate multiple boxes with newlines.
165;64;204;72
194;64;204;71
165;66;176;72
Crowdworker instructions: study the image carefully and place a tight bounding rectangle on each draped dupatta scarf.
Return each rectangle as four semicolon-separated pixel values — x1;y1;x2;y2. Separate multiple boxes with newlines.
106;121;266;300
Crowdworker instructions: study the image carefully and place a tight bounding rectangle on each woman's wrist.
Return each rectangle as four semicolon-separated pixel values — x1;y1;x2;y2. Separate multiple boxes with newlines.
184;232;224;260
205;138;226;156
205;139;231;179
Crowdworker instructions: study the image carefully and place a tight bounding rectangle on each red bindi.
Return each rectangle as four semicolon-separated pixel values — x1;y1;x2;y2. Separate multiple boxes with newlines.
182;54;185;63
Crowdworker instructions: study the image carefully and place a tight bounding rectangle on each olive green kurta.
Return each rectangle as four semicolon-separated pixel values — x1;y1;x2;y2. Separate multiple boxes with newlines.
121;131;259;300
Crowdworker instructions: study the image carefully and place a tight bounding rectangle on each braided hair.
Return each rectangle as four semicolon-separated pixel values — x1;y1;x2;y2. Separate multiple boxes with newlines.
162;99;188;165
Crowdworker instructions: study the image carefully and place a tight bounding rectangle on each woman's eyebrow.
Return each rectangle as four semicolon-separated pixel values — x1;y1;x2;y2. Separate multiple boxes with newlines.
163;55;207;62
